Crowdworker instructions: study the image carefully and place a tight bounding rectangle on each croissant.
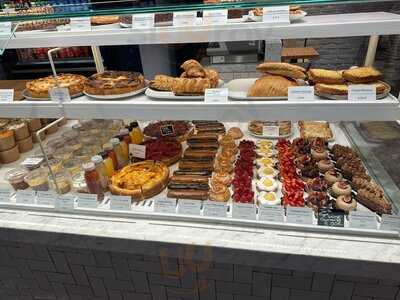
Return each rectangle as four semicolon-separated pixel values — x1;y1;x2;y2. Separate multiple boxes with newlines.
150;75;177;91
172;78;211;95
205;68;219;88
181;59;203;71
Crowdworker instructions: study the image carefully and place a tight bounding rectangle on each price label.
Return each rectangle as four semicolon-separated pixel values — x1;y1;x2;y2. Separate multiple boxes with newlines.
232;203;257;220
129;144;146;159
288;86;315;101
0;22;11;35
49;87;71;103
263;6;290;24
205;88;228;103
317;209;344;228
70;17;91;31
262;126;279;136
37;191;56;206
203;9;228;26
2;8;15;13
160;124;175;136
212;56;225;64
203;201;227;218
0;189;10;203
55;194;75;212
173;11;197;27
259;205;284;223
349;211;377;230
21;157;44;167
110;195;131;211
154;198;176;214
0;89;14;102
380;214;400;232
15;190;36;205
348;85;376;101
286;207;313;225
132;13;155;28
178;199;201;216
77;194;98;209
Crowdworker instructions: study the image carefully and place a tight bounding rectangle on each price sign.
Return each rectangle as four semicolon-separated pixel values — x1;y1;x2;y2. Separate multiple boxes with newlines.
212;56;225;64
21;157;44;168
288;86;315;101
16;190;36;205
349;211;377;230
173;11;197;27
77;194;98;209
0;189;10;203
178;199;201;216
110;195;131;211
49;87;71;103
37;191;56;206
381;214;400;232
203;201;227;218
286;207;313;225
232;203;257;220
0;22;11;35
70;17;91;31
263;6;290;24
317;209;344;228
348;85;376;101
55;194;75;212
154;198;176;214
259;205;284;223
129;144;146;159
203;9;228;26
160;124;175;136
132;13;155;28
204;88;228;103
262;126;279;136
0;89;14;102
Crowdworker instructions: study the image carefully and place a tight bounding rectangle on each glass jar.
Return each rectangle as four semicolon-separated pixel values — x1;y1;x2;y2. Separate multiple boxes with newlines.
128;121;144;144
119;128;131;162
5;168;29;190
100;151;114;178
91;155;109;192
40;158;63;175
24;169;49;191
103;142;118;170
64;158;82;177
83;162;103;199
110;138;127;169
50;172;72;194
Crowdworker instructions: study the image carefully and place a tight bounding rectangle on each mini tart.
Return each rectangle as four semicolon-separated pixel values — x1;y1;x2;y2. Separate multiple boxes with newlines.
324;170;343;186
219;135;235;148
84;71;145;95
332;181;352;197
209;183;230;202
217;151;236;163
258;191;280;206
311;147;328;161
211;171;232;186
214;159;234;173
256;157;277;168
256;148;275;157
227;127;243;140
317;159;335;173
257;140;273;148
258;166;278;178
256;177;278;192
335;195;357;212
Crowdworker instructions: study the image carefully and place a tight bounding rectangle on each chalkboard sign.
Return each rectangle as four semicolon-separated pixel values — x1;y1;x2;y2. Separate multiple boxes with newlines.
160;124;175;136
318;209;344;227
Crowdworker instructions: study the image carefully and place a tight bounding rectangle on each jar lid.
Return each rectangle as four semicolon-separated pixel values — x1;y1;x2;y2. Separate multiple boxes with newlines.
110;138;120;146
99;151;107;159
82;162;96;171
91;155;103;164
102;143;113;151
119;128;129;135
130;121;139;128
5;167;28;181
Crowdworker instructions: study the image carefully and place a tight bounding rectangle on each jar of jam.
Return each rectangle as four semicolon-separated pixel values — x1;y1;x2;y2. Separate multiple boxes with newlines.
119;128;130;162
100;151;114;178
128;121;144;145
5;168;29;190
91;155;108;192
103;143;118;170
110;138;127;169
83;162;104;199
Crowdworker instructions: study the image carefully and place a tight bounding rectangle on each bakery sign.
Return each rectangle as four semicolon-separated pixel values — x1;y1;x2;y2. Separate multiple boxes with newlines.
160;124;175;136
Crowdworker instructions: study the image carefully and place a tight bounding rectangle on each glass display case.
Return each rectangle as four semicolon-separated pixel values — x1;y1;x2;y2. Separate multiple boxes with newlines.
0;0;399;238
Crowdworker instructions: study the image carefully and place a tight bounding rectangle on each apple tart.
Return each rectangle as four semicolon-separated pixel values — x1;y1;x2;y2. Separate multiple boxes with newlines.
84;71;145;95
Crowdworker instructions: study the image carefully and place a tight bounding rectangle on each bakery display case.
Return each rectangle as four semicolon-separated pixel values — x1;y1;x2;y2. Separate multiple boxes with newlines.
0;0;399;241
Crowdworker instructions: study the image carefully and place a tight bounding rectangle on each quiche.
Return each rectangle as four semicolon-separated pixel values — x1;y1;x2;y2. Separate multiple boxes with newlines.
298;121;333;140
84;71;145;95
109;161;169;201
26;73;87;98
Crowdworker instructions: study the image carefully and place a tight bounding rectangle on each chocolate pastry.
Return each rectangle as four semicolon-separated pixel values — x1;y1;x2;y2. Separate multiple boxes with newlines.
317;159;335;173
306;177;328;193
292;138;311;155
324;170;343;186
184;149;217;159
168;189;208;200
169;175;209;184
179;160;214;171
335;195;357;213
174;170;212;177
306;191;329;212
332;181;352;197
356;186;392;215
301;162;319;179
311;147;328;161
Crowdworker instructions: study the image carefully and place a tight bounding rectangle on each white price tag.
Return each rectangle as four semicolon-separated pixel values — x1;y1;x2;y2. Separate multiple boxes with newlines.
286;207;313;225
0;189;10;203
132;13;155;28
129;144;146;159
203;9;228;26
212;56;225;64
55;194;75;212
0;22;11;35
154;198;176;214
70;17;91;31
232;203;257;220
0;89;14;102
110;195;131;211
348;85;376;101
203;201;227;218
263;6;290;24
49;87;71;103
178;199;201;216
16;190;36;205
2;8;15;13
21;157;44;167
37;191;56;206
259;205;284;223
204;88;228;103
288;86;315;101
349;211;377;230
262;126;279;136
173;11;197;27
381;215;400;232
77;194;98;209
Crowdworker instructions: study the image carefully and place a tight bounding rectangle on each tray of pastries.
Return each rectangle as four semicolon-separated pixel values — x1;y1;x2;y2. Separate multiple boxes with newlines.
146;59;222;100
298;121;334;141
246;5;307;22
248;121;293;139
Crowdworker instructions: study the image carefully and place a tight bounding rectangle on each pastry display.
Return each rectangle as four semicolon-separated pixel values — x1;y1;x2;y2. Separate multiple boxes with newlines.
298;121;333;140
26;74;87;98
91;16;120;26
342;67;383;83
143;138;182;166
247;75;298;97
308;69;345;84
256;62;307;80
84;71;145;96
249;121;292;137
143;121;192;140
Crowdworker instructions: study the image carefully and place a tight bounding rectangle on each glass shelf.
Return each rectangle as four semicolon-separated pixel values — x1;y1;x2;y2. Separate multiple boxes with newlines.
0;0;389;22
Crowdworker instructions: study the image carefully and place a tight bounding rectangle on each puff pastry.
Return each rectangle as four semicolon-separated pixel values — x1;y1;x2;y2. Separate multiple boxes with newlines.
315;83;348;95
256;62;307;80
181;59;203;71
247;75;298;97
172;78;211;95
343;67;382;83
308;69;345;84
150;75;177;91
205;68;220;88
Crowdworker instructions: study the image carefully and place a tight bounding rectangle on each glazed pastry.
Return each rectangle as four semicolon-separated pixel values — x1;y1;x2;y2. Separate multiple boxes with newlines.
172;78;211;96
217;151;236;163
227;127;243;140
308;69;345;84
324;170;343;186
315;83;348;96
342;66;382;83
257;191;280;206
257;140;273;148
219;134;235;146
311;147;328;161
149;75;176;91
256;177;278;192
212;171;232;186
214;159;234;173
209;183;230;202
168;189;208;200
256;157;276;168
300;162;319;179
332;181;352;197
317;159;335;172
335;195;357;213
257;166;278;178
247;75;298;97
256;62;307;80
306;177;328;193
180;59;203;72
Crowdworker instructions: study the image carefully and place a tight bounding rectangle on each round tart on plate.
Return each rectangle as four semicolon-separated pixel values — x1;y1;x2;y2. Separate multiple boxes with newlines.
109;160;169;201
143;138;182;166
84;71;145;96
143;121;193;141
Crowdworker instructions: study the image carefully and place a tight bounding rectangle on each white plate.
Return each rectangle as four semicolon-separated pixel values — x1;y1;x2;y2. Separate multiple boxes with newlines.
120;22;131;28
22;89;83;101
84;85;148;100
248;123;294;139
146;79;224;101
227;78;288;101
246;10;307;22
